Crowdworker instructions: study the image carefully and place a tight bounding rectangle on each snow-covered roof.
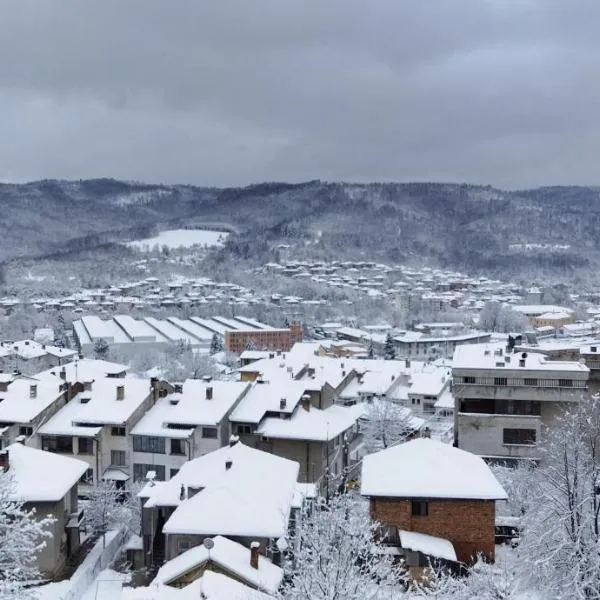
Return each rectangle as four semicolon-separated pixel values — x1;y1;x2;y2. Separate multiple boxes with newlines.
408;368;450;397
2;443;88;502
229;380;309;424
148;442;299;539
257;404;364;442
154;535;283;593
36;358;128;382
512;304;573;316
399;530;457;562
361;438;507;500
452;343;589;373
39;378;150;435
122;571;272;600
0;376;65;423
131;380;249;436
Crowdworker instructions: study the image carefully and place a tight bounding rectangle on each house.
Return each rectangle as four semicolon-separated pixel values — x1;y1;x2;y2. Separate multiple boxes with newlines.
130;380;251;481
229;379;363;493
0;443;88;576
0;376;69;450
121;571;273;600
361;438;507;569
153;535;283;594
452;342;589;461
139;439;302;569
0;340;77;375
37;377;155;486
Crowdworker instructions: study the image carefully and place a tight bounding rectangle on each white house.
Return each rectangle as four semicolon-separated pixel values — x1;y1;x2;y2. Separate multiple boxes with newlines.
140;439;302;569
37;377;155;485
130;380;251;481
1;443;88;576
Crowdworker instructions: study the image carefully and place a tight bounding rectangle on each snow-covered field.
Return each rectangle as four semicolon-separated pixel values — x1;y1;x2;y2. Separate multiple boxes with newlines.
127;229;229;251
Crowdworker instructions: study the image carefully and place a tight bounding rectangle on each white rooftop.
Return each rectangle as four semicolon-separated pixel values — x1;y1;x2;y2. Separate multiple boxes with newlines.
452;343;589;373
399;530;457;562
2;443;88;502
39;378;150;435
153;535;283;593
146;442;299;539
257;403;364;442
361;438;507;500
131;380;249;437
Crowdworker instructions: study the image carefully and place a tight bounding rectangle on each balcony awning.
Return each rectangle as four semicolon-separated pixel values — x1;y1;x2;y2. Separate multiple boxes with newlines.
103;468;130;482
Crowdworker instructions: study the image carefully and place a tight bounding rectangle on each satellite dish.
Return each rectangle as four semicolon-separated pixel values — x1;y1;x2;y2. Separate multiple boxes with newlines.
203;538;215;550
276;537;289;552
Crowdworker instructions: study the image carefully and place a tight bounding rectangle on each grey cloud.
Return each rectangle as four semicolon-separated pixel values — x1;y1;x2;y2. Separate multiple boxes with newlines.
1;0;600;187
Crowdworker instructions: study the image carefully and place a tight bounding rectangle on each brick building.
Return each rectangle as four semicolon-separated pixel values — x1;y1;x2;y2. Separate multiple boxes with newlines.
361;438;506;566
224;322;303;353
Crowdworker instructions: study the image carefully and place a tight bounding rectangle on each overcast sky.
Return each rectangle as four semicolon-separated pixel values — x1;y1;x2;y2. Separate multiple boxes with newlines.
1;1;599;188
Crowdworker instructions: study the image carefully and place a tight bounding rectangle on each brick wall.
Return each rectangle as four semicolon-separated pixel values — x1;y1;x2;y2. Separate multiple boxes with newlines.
369;497;496;564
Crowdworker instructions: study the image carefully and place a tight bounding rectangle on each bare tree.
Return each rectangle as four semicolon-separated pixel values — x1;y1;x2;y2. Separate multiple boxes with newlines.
362;400;420;454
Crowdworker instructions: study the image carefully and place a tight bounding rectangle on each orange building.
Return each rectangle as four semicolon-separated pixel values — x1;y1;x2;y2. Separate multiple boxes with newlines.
224;321;303;353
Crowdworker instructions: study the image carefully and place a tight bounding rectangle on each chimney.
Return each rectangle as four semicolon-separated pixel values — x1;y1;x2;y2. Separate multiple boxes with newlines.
302;394;311;411
60;367;67;381
180;484;186;501
421;427;431;439
250;542;260;569
229;434;240;447
206;386;213;400
116;385;125;401
405;359;411;368
225;457;233;470
519;359;526;367
15;435;26;444
280;398;287;410
0;450;8;472
29;384;37;399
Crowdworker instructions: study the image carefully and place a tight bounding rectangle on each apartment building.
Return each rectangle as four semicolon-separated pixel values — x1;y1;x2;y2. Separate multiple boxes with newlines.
130;379;251;481
224;321;303;353
452;342;589;461
37;378;155;485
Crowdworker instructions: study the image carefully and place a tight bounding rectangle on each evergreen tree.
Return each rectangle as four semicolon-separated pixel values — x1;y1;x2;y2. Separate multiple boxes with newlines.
209;333;223;355
384;333;396;360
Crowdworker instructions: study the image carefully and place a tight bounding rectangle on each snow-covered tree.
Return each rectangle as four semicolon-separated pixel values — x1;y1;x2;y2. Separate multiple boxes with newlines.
517;394;600;599
209;333;223;355
93;338;110;359
384;334;396;360
412;555;519;599
85;479;144;547
362;400;417;454
281;493;402;600
367;340;375;359
85;478;122;548
0;471;55;600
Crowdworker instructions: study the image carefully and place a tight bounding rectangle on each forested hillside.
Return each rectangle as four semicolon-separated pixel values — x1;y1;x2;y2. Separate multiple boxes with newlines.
1;178;599;281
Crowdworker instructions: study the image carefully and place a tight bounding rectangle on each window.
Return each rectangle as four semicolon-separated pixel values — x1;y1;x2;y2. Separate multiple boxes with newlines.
78;437;94;455
133;436;165;454
80;468;94;483
503;428;536;445
133;463;165;481
170;439;186;455
411;397;421;405
111;426;126;436
411;501;428;516
524;378;538;386
41;436;73;453
111;450;126;466
236;424;252;435
201;427;218;439
170;468;180;479
19;426;33;437
494;377;507;386
463;376;476;384
177;538;193;555
559;379;573;387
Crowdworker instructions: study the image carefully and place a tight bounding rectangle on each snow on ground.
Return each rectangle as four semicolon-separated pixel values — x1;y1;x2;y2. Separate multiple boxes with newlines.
81;569;130;600
127;229;229;250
